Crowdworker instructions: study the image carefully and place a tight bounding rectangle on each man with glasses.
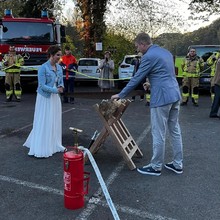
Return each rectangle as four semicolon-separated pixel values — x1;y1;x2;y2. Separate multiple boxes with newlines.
181;48;204;106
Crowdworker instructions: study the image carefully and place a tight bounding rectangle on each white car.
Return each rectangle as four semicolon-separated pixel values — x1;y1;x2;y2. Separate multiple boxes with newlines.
77;58;101;81
118;55;137;88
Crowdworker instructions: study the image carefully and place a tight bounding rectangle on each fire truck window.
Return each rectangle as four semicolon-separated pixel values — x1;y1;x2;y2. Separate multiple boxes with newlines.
1;22;54;43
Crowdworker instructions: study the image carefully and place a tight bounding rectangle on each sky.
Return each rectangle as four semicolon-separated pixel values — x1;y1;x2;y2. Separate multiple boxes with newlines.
62;0;75;13
173;0;220;32
62;0;220;33
61;0;76;23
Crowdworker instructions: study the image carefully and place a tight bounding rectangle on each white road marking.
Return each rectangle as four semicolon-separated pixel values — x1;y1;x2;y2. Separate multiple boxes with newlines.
0;175;63;196
93;198;176;220
0;167;175;220
0;124;33;139
76;161;125;220
0;108;75;139
0;108;174;219
76;125;173;220
62;107;75;113
0;115;10;119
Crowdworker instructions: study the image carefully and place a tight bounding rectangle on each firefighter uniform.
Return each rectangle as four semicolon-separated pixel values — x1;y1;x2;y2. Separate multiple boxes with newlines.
144;78;151;106
2;46;24;102
145;90;151;105
206;51;220;102
131;53;145;101
59;46;77;103
181;49;204;106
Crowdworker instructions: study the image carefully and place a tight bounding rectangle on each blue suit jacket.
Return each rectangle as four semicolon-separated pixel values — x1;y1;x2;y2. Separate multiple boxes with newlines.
37;60;64;98
119;45;181;107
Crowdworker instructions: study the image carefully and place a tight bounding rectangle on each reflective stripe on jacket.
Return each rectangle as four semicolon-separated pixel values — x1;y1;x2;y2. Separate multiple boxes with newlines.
207;52;220;77
2;54;24;73
181;55;204;77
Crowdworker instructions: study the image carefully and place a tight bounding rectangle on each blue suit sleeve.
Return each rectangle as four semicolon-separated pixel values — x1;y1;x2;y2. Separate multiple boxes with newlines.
119;56;151;99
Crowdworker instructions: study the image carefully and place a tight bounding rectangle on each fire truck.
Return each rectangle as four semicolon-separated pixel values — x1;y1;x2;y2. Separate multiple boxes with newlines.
0;9;66;83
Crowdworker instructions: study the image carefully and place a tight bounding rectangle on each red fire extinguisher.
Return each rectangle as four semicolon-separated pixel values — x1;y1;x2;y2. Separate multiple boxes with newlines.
63;128;90;210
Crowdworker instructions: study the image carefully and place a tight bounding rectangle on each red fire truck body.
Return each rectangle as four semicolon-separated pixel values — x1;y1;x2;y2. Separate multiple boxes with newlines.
0;10;65;80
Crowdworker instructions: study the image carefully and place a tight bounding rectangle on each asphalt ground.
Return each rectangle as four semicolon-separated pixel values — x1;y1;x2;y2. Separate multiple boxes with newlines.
0;84;220;220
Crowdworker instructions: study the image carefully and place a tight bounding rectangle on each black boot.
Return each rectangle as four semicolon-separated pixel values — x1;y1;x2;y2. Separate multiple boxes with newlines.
192;98;199;107
180;102;187;106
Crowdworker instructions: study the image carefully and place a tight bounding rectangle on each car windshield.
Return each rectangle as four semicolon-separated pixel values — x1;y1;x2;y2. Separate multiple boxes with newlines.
125;57;135;64
0;21;54;44
78;60;98;66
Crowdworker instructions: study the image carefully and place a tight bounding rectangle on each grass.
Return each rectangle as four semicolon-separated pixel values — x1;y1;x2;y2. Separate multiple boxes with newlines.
175;56;184;77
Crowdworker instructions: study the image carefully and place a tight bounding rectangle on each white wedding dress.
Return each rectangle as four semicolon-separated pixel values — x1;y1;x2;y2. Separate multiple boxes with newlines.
23;90;65;158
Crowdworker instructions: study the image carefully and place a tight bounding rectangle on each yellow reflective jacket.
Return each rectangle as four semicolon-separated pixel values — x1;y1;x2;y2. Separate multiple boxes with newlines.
207;52;220;77
2;54;24;73
181;55;204;77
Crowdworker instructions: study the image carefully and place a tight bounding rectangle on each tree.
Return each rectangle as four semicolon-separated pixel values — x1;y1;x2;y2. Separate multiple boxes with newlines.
0;0;63;18
74;0;188;57
0;0;22;17
19;0;54;17
189;0;220;20
103;31;135;71
64;24;84;58
106;0;185;39
154;33;185;55
75;0;107;57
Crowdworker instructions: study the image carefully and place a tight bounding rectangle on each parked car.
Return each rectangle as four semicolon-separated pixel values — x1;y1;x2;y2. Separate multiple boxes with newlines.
118;55;136;88
76;58;101;81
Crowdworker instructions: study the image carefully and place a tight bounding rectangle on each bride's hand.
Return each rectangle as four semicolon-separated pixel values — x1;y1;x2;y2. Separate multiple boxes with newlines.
57;87;64;93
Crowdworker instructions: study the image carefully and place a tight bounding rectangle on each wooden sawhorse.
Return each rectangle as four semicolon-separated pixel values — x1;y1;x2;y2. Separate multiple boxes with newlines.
86;99;143;170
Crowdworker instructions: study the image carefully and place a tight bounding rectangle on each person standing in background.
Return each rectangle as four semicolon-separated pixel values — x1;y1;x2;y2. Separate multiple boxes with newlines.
209;57;220;118
2;45;24;102
181;48;204;106
59;46;77;104
143;78;151;106
207;51;220;103
131;52;145;102
98;51;114;92
23;45;66;158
